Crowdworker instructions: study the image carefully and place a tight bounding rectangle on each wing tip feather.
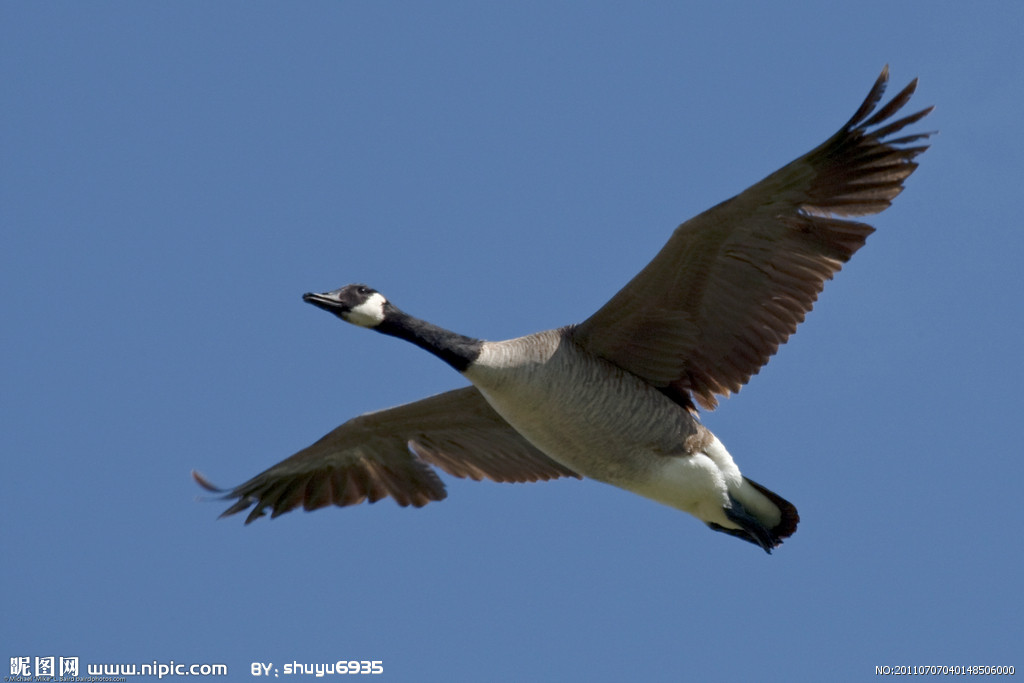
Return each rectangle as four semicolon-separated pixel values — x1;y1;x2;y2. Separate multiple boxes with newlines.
193;458;449;524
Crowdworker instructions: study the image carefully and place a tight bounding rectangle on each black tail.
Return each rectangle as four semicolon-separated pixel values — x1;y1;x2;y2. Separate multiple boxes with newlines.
707;478;799;553
745;477;799;541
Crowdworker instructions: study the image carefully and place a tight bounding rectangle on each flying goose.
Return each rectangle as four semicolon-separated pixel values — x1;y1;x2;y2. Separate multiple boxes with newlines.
194;68;931;552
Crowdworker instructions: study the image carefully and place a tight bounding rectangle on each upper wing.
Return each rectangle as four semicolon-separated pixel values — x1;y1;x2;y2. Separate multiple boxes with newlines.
570;67;933;409
193;386;580;523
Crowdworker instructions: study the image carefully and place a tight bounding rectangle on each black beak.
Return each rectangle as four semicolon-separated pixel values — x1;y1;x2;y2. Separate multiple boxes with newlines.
302;291;341;313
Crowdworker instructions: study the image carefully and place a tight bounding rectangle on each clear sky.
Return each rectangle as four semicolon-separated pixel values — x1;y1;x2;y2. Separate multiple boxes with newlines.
3;3;1022;681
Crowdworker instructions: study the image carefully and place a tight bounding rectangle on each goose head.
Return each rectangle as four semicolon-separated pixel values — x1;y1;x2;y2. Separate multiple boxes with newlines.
303;284;389;328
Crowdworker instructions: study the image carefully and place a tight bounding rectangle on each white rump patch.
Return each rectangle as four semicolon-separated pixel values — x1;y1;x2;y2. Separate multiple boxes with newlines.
705;435;781;528
344;292;387;327
630;435;780;530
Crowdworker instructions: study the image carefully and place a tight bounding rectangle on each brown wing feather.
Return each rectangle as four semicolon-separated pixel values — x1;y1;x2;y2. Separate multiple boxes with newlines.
193;386;579;523
571;67;932;409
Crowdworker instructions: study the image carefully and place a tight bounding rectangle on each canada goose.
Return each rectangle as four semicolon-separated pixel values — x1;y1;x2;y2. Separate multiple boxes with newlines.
194;68;931;552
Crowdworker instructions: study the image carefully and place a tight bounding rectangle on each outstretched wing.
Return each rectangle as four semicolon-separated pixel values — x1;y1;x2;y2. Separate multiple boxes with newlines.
571;67;933;409
194;386;580;523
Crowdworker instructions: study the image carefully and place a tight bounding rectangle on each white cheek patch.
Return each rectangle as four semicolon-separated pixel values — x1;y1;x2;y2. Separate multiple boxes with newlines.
343;292;387;327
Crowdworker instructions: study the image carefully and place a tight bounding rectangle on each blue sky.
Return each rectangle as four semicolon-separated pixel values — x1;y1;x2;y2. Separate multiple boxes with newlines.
3;2;1022;681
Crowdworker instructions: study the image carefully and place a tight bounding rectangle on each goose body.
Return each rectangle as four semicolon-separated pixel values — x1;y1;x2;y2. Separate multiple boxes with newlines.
195;68;932;552
466;331;766;532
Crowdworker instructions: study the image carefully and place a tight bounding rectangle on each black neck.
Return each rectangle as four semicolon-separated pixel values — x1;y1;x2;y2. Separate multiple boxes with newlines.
376;307;483;373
